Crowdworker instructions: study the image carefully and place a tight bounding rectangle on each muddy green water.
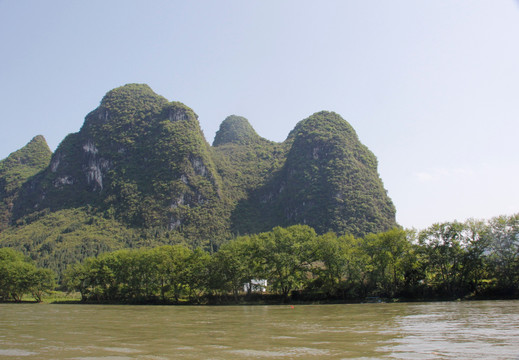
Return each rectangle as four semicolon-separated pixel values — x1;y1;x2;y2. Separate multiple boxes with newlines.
0;301;518;359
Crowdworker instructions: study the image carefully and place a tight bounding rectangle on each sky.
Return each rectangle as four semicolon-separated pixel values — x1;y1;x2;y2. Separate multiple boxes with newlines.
1;0;518;230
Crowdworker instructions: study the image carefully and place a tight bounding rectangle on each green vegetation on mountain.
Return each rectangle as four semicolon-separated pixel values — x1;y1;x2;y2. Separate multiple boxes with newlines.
0;135;52;231
1;84;397;272
212;116;286;207
12;85;229;249
213;115;263;146
231;111;396;236
1;85;516;304
0;207;194;281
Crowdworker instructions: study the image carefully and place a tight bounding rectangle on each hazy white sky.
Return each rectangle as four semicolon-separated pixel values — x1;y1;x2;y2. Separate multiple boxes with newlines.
1;0;518;230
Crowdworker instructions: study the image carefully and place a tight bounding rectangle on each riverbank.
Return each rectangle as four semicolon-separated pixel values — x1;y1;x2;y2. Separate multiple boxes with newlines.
5;291;518;306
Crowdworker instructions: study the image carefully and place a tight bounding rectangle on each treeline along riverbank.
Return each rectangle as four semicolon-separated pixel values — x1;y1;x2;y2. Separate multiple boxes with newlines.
1;214;518;304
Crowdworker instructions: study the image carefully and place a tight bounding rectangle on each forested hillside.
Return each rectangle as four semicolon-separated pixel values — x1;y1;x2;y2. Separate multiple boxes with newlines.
0;84;396;273
0;135;52;231
229;111;395;236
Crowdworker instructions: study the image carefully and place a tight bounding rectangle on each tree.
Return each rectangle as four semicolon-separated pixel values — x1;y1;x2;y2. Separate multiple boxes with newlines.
152;245;192;302
362;229;411;297
28;267;56;302
0;260;33;301
459;219;491;295
63;262;91;301
487;214;519;293
418;222;465;297
308;232;357;297
208;239;249;302
0;248;56;302
258;225;316;298
183;248;210;303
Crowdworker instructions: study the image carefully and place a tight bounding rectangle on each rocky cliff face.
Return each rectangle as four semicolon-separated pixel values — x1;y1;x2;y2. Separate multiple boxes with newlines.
7;84;396;242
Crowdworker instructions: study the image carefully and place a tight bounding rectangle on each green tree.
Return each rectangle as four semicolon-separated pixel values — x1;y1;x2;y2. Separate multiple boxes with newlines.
0;248;55;302
183;248;210;303
152;245;192;302
308;232;350;296
63;262;91;301
208;237;254;301
459;219;491;295
362;229;411;297
0;260;33;301
28;267;56;302
487;214;519;293
418;222;466;297
258;225;316;298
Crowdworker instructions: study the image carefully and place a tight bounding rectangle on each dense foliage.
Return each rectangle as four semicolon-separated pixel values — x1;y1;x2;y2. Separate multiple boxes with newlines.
212;116;286;221
0;135;51;230
0;207;190;281
212;115;263;146
4;84;396;253
0;247;55;302
2;85;515;304
231;111;396;236
11;85;229;248
63;214;519;304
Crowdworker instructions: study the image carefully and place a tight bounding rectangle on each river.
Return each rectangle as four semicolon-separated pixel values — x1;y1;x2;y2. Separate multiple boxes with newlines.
0;300;518;359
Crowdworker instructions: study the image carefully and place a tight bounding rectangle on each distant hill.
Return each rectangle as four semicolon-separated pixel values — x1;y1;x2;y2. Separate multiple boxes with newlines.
0;135;52;231
0;84;396;272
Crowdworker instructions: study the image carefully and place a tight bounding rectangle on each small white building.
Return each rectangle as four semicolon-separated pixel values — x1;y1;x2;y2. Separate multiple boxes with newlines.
244;279;268;293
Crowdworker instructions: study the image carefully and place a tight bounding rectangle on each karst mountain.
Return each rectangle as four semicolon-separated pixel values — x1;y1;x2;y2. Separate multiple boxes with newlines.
0;84;396;271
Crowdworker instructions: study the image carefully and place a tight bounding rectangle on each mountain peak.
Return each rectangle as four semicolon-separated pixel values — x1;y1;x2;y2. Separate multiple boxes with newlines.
30;134;48;145
213;115;261;146
287;111;357;141
100;83;164;107
0;135;52;230
1;135;51;168
85;83;169;128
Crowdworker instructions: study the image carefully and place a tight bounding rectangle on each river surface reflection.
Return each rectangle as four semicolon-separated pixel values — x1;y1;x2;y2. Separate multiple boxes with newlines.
0;300;518;359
